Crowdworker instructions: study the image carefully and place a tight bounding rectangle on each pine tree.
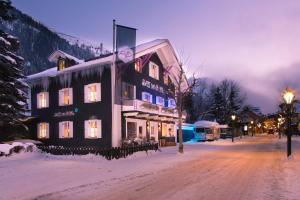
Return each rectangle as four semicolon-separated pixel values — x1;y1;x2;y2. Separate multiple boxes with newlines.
0;0;28;140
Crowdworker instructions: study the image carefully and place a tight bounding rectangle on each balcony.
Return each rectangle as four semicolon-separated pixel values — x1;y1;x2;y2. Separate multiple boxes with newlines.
122;99;180;118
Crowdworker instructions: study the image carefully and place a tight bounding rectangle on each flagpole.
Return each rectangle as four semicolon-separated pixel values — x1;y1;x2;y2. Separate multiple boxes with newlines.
111;19;116;147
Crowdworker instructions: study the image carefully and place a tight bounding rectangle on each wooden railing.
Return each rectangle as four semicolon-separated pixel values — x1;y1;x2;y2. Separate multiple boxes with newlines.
37;143;159;160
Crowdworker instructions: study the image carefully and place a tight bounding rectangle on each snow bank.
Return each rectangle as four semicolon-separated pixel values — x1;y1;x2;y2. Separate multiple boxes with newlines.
0;142;36;156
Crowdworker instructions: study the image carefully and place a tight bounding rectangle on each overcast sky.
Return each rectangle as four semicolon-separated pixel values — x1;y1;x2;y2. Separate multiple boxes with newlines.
12;0;300;113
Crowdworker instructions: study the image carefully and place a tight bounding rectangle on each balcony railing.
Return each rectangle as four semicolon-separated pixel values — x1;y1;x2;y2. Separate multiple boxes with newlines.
122;99;179;118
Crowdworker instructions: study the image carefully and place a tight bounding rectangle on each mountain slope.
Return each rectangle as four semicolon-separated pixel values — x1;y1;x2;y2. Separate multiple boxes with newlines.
0;7;95;75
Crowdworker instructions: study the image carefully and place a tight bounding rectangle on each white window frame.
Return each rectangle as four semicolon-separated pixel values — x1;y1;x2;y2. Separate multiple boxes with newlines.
149;61;159;80
84;83;101;103
37;92;49;109
59;121;73;138
156;96;165;106
37;122;49;139
59;88;73;106
142;92;153;103
84;119;102;139
168;98;176;108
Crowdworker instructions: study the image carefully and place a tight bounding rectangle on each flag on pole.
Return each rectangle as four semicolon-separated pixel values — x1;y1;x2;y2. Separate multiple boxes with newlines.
116;24;136;63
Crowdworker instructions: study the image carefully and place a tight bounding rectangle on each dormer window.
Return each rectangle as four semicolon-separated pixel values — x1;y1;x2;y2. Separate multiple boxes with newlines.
149;61;159;80
58;58;65;71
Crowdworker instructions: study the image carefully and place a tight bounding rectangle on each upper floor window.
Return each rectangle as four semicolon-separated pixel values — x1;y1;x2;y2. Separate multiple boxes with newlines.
134;58;142;72
59;88;73;106
142;92;153;103
58;59;65;71
37;122;49;139
59;121;73;138
84;83;101;103
168;98;176;108
122;82;135;100
156;96;165;106
149;61;159;80
85;119;102;139
37;92;49;109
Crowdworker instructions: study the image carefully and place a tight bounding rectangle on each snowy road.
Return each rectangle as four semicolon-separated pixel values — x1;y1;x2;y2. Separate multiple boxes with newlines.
2;135;300;200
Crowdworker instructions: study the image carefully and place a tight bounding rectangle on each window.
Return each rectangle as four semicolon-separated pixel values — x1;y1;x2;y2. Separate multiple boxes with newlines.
122;82;135;100
85;119;101;138
37;92;49;109
134;58;142;72
37;122;49;139
58;59;65;71
149;61;159;80
156;96;164;106
164;75;169;85
59;88;73;106
59;121;73;138
142;92;153;103
84;83;101;103
168;98;176;108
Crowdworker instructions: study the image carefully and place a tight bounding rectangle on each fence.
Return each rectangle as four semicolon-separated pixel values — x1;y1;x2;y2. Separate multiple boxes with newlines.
37;143;159;160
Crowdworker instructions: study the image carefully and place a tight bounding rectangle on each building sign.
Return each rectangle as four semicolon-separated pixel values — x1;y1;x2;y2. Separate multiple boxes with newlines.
142;79;164;93
54;111;75;117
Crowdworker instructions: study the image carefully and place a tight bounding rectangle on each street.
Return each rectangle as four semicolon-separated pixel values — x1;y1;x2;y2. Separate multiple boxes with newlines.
29;135;300;200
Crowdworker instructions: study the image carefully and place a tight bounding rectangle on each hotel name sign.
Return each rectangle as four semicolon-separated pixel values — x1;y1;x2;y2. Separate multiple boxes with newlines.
142;79;164;94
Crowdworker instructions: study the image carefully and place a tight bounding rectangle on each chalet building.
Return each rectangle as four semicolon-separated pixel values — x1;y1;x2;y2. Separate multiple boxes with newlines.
26;39;188;147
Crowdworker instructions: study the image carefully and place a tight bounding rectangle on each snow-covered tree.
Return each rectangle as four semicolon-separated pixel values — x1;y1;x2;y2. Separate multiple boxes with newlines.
0;0;28;140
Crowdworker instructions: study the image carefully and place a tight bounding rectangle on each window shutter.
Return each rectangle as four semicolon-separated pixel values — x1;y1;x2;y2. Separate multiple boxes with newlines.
46;123;49;138
84;120;89;138
97;120;102;138
96;83;101;101
69;121;73;138
84;85;89;103
45;92;49;107
36;93;41;108
37;123;40;138
69;88;73;105
59;122;63;138
58;90;63;106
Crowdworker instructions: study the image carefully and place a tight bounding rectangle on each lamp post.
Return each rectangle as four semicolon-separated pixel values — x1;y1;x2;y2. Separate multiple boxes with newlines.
231;114;236;142
251;120;254;136
282;88;295;157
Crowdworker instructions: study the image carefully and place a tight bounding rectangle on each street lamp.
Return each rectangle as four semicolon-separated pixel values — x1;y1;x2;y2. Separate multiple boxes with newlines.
231;114;236;142
251;120;254;136
282;88;295;157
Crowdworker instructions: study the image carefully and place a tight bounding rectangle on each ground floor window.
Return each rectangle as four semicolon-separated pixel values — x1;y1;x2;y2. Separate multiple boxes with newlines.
37;122;49;139
85;119;102;139
59;121;73;138
127;122;137;139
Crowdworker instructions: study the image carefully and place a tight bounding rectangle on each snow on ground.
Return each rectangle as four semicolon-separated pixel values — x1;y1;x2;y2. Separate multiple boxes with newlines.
1;135;300;200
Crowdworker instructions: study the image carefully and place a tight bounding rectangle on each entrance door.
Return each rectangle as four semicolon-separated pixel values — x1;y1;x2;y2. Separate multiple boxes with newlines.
127;122;137;139
162;123;167;137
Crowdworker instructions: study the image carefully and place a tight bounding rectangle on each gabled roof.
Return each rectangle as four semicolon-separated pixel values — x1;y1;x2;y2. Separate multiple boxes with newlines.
26;39;189;89
48;50;84;64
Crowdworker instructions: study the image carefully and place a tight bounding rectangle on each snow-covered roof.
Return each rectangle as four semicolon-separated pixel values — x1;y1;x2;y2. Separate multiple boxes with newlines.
26;39;189;88
194;120;220;128
48;50;84;64
219;125;229;129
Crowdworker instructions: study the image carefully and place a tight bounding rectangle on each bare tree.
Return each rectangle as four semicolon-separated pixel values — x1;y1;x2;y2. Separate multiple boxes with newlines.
169;62;199;153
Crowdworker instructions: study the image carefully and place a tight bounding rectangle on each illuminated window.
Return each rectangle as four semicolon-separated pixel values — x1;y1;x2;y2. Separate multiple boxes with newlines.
168;98;176;108
37;122;49;139
122;82;135;100
85;119;101;139
149;61;159;80
142;92;152;103
164;75;169;85
59;121;73;138
135;59;142;72
84;83;101;103
37;92;49;109
59;88;73;106
58;59;65;71
156;96;165;106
